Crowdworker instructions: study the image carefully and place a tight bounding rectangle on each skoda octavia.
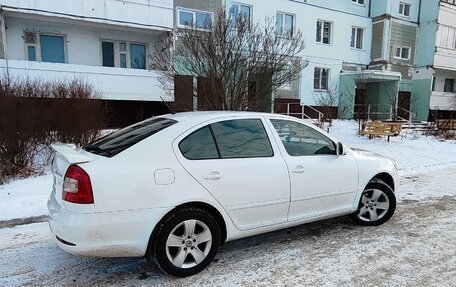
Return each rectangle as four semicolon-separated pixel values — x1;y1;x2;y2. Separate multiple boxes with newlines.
48;111;398;277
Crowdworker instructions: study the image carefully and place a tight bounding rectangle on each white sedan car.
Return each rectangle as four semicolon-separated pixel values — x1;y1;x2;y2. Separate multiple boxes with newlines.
48;111;398;277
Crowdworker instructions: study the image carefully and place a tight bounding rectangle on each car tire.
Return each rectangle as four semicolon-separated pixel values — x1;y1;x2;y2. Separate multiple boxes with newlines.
350;179;396;226
152;207;221;277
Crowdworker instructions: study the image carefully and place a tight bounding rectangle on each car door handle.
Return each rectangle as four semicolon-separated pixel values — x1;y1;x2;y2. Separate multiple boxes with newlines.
292;166;307;174
203;171;223;180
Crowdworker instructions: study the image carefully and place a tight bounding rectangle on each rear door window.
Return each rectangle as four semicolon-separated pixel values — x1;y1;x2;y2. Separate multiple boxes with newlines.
179;118;273;160
211;119;273;158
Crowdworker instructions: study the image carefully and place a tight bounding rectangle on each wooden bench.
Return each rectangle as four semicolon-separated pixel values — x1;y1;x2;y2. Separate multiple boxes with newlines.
436;119;456;130
361;121;402;142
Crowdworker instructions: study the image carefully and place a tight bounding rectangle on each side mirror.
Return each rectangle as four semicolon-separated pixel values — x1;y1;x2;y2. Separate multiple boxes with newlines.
336;142;344;156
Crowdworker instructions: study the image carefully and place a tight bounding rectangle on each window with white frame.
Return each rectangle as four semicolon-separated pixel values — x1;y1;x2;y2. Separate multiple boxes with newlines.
177;8;213;30
444;78;454;92
351;27;364;49
276;12;294;37
399;2;411;17
314;67;329;90
278;65;293;89
23;30;65;63
230;2;252;27
352;0;365;5
316;20;332;44
394;46;411;60
102;41;147;69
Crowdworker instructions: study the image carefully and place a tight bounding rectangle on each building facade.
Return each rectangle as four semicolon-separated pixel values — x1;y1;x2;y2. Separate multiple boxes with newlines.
1;0;455;122
225;0;373;115
0;0;173;106
416;0;456;119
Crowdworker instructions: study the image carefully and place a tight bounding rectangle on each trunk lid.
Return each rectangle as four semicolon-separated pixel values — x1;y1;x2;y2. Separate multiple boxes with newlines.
50;144;95;212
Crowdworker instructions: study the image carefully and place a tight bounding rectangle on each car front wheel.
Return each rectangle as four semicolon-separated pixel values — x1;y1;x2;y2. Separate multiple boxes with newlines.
152;207;221;277
350;179;396;226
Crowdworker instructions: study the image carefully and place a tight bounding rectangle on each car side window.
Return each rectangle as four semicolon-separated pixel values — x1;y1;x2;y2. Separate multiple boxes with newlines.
179;126;219;160
211;119;273;158
270;119;336;156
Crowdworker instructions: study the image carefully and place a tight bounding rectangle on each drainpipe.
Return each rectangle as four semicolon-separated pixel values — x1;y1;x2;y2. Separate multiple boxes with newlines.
368;0;372;18
0;7;9;82
417;0;422;24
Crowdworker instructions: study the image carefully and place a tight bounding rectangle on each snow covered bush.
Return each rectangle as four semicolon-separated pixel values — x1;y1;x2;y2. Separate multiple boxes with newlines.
0;77;108;183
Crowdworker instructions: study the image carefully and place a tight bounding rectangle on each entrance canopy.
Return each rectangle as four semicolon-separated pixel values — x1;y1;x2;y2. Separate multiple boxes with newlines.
339;70;402;119
341;70;402;83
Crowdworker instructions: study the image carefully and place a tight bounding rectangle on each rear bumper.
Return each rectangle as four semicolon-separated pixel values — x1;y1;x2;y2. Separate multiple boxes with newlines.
47;194;168;257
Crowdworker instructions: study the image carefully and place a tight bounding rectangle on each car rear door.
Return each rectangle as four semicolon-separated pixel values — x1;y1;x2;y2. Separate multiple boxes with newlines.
173;116;290;230
266;117;358;222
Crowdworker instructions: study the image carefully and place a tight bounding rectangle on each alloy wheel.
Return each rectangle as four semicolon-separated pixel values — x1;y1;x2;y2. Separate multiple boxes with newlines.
357;189;390;222
165;219;213;269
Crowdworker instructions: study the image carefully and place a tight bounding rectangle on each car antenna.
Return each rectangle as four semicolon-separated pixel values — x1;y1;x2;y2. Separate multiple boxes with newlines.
160;96;176;114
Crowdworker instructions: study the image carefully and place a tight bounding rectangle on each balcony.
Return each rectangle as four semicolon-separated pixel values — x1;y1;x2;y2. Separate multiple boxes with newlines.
430;91;455;110
0;0;173;31
0;59;172;102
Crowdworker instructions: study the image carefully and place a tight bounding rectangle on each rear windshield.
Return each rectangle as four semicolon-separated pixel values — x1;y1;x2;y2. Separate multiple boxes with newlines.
83;117;177;157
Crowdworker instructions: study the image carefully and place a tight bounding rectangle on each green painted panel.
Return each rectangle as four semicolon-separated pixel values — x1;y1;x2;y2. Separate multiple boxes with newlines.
338;74;356;119
411;79;432;121
390;22;417;64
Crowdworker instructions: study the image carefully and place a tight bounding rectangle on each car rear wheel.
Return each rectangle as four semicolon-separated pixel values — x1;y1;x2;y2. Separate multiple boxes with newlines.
350;179;396;226
153;207;221;277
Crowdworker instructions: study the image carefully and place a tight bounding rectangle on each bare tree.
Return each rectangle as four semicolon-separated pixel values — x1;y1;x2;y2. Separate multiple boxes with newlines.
151;9;307;111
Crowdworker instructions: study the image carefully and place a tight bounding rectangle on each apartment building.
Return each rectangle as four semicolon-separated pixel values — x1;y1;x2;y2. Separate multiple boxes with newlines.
221;0;373;115
0;0;174;124
1;0;454;122
416;0;456;119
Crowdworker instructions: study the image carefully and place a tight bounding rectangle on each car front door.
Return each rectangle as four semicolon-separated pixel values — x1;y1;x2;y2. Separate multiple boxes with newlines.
174;117;290;230
267;118;358;222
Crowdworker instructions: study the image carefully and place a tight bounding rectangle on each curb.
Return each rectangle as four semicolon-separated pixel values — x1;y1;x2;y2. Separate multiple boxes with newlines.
0;215;48;229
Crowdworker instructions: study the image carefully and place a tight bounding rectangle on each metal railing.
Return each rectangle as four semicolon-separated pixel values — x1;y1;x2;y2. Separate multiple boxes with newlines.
396;107;416;128
353;104;416;127
282;103;324;127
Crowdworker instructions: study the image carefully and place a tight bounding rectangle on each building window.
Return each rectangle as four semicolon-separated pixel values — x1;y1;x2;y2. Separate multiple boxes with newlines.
230;3;252;27
394;46;411;60
177;8;213;30
279;66;293;90
39;35;65;63
351;27;364;49
27;46;36;61
352;0;365;5
23;31;65;63
276;12;294;37
102;41;147;69
444;78;454;92
102;42;114;67
316;20;332;44
399;2;411;17
441;0;456;5
119;42;127;68
130;44;146;69
314;67;329;90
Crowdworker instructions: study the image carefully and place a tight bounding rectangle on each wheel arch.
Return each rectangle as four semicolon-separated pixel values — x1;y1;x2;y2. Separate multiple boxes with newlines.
371;172;395;191
145;201;228;260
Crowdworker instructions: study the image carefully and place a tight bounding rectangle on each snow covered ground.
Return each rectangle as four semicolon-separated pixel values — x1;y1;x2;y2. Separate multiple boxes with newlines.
1;120;455;222
1;171;455;286
0;120;456;286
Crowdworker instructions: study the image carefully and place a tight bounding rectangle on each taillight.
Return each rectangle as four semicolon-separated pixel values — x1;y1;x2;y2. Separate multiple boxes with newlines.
63;165;94;204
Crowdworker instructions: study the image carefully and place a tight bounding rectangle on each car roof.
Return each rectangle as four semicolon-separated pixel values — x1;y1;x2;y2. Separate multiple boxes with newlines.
158;111;289;123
